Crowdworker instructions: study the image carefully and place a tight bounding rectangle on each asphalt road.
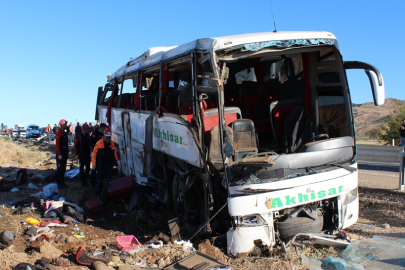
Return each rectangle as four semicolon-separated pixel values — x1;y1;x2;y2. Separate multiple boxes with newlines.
358;160;399;172
357;144;402;172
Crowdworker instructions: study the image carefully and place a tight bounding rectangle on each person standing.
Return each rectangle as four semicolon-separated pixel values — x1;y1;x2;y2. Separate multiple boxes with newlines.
94;121;100;132
45;124;52;135
75;122;81;137
53;124;58;135
89;123;94;134
69;122;74;135
75;123;91;187
90;123;106;186
90;123;106;152
92;127;118;199
399;119;405;147
55;119;69;189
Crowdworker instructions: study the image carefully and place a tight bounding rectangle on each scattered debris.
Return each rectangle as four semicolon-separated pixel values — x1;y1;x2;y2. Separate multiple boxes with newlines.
0;230;15;249
76;245;111;266
302;233;405;270
43;183;58;197
165;251;226;270
28;183;38;189
25;218;40;225
168;218;181;242
117;235;140;251
65;169;80;179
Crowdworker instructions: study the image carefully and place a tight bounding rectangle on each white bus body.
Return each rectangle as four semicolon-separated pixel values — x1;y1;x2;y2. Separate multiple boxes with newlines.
96;31;385;256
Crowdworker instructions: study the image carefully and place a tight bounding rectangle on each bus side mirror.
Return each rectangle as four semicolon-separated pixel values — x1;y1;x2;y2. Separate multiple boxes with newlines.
365;69;385;106
344;61;385;106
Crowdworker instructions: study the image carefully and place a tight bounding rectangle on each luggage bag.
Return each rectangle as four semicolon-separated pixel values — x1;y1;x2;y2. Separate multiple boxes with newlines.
84;199;104;215
108;176;135;201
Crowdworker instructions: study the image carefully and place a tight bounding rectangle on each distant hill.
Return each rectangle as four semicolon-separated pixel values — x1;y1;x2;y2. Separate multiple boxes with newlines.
353;98;402;136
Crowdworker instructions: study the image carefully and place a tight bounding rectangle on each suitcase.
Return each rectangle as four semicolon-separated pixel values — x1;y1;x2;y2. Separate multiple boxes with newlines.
84;199;104;215
108;176;135;201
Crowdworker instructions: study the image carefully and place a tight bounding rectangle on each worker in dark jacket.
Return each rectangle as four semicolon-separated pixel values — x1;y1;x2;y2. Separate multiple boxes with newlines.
53;124;58;135
90;123;106;186
75;123;91;187
92;127;118;199
55;119;69;189
75;122;81;137
90;123;106;151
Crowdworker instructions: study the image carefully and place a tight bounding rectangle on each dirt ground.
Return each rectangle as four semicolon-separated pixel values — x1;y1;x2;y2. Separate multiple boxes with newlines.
0;137;404;270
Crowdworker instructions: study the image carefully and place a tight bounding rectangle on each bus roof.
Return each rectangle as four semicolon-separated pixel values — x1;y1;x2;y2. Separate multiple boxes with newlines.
108;31;338;82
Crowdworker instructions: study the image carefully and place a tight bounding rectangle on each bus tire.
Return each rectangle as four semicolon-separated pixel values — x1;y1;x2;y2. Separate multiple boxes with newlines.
278;212;323;239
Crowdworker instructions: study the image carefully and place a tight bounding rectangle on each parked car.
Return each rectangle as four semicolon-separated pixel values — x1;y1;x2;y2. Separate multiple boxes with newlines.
26;125;41;138
39;127;47;136
18;129;27;138
12;130;19;138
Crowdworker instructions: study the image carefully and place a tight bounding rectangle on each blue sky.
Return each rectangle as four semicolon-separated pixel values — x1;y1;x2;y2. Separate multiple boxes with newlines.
0;0;403;128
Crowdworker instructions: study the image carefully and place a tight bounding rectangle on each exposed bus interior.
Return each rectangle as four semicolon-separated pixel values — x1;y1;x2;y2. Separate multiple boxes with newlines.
207;47;355;181
99;46;355;180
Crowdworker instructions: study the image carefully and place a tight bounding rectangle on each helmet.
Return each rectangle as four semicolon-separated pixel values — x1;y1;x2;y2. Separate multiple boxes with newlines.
59;119;67;126
81;123;90;131
104;127;112;137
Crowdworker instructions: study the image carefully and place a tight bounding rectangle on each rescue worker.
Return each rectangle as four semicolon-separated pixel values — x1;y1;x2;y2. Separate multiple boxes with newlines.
75;123;91;187
75;122;81;136
89;123;94;134
90;123;106;186
90;123;106;152
92;127;118;199
45;124;52;135
53;124;58;135
55;119;69;189
94;121;100;132
69;122;74;135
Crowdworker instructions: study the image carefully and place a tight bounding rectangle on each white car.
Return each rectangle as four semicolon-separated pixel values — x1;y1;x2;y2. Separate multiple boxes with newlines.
18;130;27;138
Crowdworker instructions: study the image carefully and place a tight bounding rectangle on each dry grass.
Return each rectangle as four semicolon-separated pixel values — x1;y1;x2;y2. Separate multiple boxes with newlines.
0;137;50;168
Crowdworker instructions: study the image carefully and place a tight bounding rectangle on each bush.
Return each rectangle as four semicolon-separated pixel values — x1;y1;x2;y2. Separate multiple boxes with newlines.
379;100;405;144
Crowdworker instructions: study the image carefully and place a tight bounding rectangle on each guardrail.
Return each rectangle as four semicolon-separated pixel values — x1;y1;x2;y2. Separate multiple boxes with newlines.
357;144;402;164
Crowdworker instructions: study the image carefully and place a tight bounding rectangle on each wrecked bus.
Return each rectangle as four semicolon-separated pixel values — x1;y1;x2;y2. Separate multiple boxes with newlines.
96;31;385;256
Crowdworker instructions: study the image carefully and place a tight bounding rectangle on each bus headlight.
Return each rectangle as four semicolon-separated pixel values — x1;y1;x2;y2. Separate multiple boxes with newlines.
343;188;358;205
240;215;259;225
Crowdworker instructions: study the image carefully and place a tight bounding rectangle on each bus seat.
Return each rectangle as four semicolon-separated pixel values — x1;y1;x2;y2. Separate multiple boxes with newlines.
166;92;181;114
232;119;258;161
208;125;233;170
270;99;303;145
203;107;241;144
224;85;241;107
178;91;194;122
119;93;132;108
284;106;310;153
262;80;281;110
240;84;265;121
140;95;146;110
145;92;158;111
